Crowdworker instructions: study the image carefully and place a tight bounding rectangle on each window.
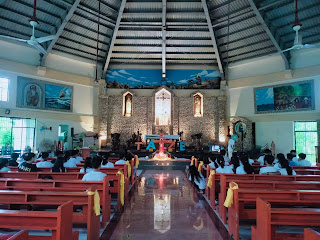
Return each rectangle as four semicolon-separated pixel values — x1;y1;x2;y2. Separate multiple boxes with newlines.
0;78;9;102
155;89;171;125
0;117;36;153
294;121;318;164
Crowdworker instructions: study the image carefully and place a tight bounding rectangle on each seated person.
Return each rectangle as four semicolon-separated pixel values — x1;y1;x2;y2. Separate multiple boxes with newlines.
216;155;234;174
259;155;278;175
273;153;286;170
18;153;39;172
80;157;93;173
63;151;77;168
236;154;254;174
82;157;106;182
257;149;272;165
204;153;218;170
247;153;255;165
297;153;311;166
287;153;298;166
51;157;66;172
75;150;83;163
188;165;206;193
278;158;296;175
69;150;82;165
8;153;19;167
230;152;240;169
115;154;127;165
290;149;298;162
101;155;114;168
51;150;64;165
220;149;230;164
0;159;10;172
36;152;53;168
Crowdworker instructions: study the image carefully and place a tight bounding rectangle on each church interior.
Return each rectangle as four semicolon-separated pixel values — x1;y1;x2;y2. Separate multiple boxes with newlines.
0;0;320;239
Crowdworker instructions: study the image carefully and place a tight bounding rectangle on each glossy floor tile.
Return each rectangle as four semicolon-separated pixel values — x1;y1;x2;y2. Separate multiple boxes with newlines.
103;170;228;240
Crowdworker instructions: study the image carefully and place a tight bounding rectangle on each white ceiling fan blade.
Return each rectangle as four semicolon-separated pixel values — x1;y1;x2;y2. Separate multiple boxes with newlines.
0;35;28;42
32;42;47;55
36;35;56;43
302;43;320;49
279;47;295;53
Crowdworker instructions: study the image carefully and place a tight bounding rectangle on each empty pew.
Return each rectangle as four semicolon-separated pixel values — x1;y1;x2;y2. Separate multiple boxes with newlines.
251;198;320;240
0;201;79;240
304;228;320;240
228;189;320;240
0;230;28;240
219;175;320;224
0;177;112;227
0;186;100;240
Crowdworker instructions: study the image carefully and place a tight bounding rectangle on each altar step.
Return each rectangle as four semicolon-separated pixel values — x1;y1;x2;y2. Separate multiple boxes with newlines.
138;159;190;170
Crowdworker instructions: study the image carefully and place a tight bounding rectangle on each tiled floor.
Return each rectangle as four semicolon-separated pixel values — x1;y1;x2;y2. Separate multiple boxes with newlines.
102;170;230;240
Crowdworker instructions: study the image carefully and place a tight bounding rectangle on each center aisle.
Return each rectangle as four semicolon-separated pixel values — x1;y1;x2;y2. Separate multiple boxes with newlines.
101;170;230;240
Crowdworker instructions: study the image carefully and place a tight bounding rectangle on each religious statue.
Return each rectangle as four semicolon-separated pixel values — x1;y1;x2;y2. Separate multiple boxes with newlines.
124;94;132;117
194;94;202;117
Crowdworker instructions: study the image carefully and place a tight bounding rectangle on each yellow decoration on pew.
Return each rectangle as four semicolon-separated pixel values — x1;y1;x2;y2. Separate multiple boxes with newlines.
190;156;195;166
126;161;132;178
134;155;139;169
207;170;215;188
198;161;204;172
223;182;239;208
117;171;125;206
87;191;100;216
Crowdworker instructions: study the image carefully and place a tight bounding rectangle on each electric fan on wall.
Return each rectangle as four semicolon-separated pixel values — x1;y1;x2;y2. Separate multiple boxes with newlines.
0;0;56;54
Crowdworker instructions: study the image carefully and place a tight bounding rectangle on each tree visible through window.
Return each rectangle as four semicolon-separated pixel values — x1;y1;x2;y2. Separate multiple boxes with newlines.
294;121;318;164
0;78;9;102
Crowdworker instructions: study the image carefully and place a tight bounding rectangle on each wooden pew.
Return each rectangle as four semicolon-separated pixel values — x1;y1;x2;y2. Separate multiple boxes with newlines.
0;177;112;227
304;228;320;240
251;198;320;240
228;189;320;240
0;230;28;240
0;186;100;240
218;175;320;224
0;201;79;240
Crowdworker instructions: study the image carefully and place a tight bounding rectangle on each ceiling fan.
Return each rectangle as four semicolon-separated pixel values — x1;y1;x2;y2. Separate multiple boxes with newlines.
278;0;320;53
0;0;56;55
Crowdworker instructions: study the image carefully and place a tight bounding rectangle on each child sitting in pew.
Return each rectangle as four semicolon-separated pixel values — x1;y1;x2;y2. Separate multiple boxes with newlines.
63;151;77;168
257;149;272;165
203;153;218;170
188;165;206;193
259;155;278;175
69;150;82;165
297;153;311;166
101;154;114;168
36;152;53;168
216;155;234;174
75;150;83;163
51;157;66;172
0;159;10;172
287;153;298;166
8;153;19;167
115;153;127;165
18;153;39;172
82;157;106;182
236;154;254;174
80;157;93;173
278;157;296;175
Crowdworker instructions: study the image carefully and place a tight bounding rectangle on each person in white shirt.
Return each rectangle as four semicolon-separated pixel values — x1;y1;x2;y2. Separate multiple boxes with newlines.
236;154;254;174
82;156;106;182
75;150;83;163
278;158;296;175
257;149;272;165
115;158;127;165
80;157;93;173
297;153;311;167
220;149;230;164
101;156;114;168
273;153;285;170
188;165;206;192
0;159;10;172
259;155;279;175
63;151;77;168
227;135;235;159
68;150;81;165
290;150;299;162
36;152;53;168
204;154;218;170
216;155;234;174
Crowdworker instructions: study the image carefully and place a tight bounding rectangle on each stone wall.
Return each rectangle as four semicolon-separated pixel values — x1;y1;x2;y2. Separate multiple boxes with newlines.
99;88;227;146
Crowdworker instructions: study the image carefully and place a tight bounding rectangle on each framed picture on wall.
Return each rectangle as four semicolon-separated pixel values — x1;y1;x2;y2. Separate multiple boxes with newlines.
45;83;73;111
16;76;73;112
254;80;315;114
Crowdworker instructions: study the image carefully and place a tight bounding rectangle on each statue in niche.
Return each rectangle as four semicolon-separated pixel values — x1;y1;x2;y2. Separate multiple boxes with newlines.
194;94;202;117
124;93;132;117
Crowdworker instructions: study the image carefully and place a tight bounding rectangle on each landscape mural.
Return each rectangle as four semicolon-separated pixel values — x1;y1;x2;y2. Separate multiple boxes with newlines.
105;69;221;89
255;80;314;113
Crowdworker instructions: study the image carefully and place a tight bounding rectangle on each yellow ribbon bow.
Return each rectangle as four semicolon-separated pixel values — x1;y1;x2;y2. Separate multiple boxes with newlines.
190;156;195;166
207;170;215;188
117;171;125;206
87;191;100;216
223;182;239;208
198;161;204;172
126;161;132;178
134;155;139;169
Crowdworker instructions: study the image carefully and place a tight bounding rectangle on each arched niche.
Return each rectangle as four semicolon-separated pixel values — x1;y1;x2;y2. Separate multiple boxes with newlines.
155;88;171;126
123;91;133;117
193;92;203;117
